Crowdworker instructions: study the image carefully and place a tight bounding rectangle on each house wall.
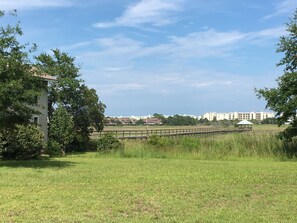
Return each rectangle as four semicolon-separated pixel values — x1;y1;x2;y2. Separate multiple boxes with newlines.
31;87;48;142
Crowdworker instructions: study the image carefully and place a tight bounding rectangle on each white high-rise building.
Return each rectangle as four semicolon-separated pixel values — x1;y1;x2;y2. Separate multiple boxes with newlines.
201;112;275;121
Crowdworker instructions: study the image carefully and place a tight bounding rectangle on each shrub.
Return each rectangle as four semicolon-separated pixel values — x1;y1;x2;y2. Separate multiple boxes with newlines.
147;135;162;146
0;124;45;160
49;105;74;156
147;135;174;147
86;139;98;151
97;133;124;152
47;140;63;157
178;137;200;151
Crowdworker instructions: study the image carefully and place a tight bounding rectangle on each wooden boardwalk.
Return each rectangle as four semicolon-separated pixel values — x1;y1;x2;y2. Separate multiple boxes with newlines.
95;127;251;140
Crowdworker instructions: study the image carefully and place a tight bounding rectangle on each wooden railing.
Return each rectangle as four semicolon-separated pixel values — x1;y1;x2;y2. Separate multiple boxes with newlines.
93;127;251;140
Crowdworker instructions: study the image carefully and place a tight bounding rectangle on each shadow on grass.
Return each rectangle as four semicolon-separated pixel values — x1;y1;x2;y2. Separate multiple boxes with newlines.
0;159;76;169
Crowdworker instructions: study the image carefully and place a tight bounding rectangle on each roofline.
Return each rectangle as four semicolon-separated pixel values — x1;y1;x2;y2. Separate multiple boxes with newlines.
39;74;56;81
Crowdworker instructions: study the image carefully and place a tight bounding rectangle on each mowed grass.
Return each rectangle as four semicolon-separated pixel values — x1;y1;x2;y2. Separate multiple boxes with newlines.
1;153;297;222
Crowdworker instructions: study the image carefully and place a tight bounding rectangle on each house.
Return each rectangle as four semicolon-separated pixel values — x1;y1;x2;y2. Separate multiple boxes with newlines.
31;74;56;142
143;117;162;125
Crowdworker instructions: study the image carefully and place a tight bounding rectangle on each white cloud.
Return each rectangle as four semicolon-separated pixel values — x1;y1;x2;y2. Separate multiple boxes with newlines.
264;0;297;19
96;36;143;50
58;41;92;51
103;66;132;72
0;0;72;10
249;27;286;39
191;80;233;88
95;83;146;96
168;29;247;57
78;26;285;71
245;26;286;45
93;0;183;28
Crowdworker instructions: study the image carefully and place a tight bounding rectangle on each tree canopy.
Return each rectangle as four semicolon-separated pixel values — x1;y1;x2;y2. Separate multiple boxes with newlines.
35;49;105;147
257;9;297;139
0;11;42;131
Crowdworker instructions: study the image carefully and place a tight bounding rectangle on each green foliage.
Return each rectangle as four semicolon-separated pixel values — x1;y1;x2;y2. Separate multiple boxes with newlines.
35;49;105;147
0;11;42;131
119;132;296;160
147;135;174;147
0;124;44;160
166;114;198;126
135;119;145;125
261;117;278;124
153;113;167;124
147;135;162;146
85;139;98;151
48;105;74;156
197;118;211;125
178;137;201;151
256;9;297;140
46;140;62;157
97;133;124;152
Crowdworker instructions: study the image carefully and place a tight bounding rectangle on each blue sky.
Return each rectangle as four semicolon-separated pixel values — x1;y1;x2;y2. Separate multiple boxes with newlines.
1;0;297;116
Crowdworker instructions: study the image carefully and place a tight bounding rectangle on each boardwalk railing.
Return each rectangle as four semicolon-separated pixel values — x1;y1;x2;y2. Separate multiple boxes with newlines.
94;127;251;140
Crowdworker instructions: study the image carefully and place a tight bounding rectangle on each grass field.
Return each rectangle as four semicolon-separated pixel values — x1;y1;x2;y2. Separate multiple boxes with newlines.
1;153;297;222
1;124;296;222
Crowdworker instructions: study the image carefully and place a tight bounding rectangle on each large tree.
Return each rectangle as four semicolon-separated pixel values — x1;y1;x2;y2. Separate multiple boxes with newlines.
257;9;297;140
0;11;42;132
35;49;105;147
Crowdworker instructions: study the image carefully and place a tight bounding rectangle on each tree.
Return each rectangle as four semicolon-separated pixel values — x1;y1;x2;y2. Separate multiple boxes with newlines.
0;11;42;132
80;85;105;132
166;114;198;126
35;49;105;148
48;105;74;156
256;9;297;140
136;119;144;125
153;113;166;124
261;117;277;125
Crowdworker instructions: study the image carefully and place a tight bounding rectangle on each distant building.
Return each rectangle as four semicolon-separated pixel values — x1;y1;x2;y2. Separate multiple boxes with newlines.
201;111;275;121
104;116;162;126
143;117;162;125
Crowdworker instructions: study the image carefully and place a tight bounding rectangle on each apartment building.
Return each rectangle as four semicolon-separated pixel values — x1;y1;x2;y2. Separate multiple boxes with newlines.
202;111;275;121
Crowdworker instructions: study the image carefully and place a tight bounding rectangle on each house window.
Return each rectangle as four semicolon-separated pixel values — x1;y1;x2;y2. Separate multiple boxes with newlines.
33;116;39;125
33;95;38;105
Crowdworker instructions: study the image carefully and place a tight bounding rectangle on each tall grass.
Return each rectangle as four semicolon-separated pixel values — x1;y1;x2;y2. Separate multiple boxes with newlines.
106;132;297;160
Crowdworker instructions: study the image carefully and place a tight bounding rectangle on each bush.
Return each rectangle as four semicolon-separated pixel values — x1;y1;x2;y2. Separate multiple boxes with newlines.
86;139;98;151
97;133;124;152
0;124;45;160
178;137;200;151
47;140;63;157
49;106;74;156
147;135;173;147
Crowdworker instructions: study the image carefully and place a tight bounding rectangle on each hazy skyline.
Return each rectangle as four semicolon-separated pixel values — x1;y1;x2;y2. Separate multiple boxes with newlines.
1;0;296;116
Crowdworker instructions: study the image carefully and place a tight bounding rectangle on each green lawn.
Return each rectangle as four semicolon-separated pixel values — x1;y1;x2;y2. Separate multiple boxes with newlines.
1;153;297;222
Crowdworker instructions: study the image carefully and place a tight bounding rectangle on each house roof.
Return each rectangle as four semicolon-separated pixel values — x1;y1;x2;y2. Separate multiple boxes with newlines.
39;74;56;81
237;120;253;125
30;67;56;81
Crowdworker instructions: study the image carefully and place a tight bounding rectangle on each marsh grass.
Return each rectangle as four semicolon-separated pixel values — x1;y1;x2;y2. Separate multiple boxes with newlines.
107;131;297;160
